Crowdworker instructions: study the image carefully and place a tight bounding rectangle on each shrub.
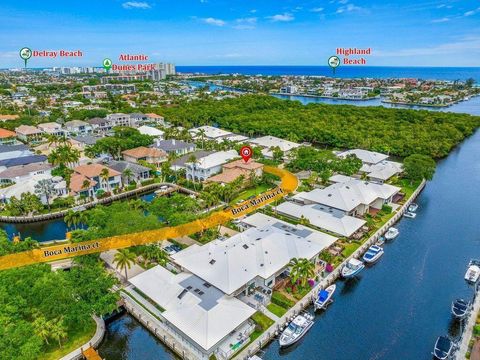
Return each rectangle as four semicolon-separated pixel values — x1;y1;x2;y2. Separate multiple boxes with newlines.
141;179;155;186
381;204;393;214
271;291;295;309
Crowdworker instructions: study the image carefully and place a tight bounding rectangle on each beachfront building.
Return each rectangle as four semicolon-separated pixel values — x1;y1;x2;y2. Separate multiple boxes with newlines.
185;150;237;182
249;135;301;159
206;159;263;185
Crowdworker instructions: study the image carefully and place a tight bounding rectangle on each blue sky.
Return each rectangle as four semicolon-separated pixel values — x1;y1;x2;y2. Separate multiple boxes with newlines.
0;0;479;67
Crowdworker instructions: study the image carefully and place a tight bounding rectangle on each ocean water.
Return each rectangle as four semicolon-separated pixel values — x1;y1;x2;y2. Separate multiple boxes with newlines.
177;66;480;81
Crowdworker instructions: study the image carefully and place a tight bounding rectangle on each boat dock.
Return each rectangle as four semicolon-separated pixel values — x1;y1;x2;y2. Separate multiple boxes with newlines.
82;347;102;360
236;180;426;360
456;283;480;359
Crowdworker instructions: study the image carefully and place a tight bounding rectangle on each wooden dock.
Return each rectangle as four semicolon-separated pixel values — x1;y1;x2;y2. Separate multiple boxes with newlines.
82;347;102;360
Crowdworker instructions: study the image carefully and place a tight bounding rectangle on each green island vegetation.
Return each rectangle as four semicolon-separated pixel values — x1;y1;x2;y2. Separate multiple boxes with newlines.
0;239;119;360
155;94;480;158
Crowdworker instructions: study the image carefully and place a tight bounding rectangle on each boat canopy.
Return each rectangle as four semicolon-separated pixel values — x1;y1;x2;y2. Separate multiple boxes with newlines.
318;290;329;302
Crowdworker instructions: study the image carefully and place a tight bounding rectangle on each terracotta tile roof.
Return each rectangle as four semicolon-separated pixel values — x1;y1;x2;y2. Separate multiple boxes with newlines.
70;173;97;193
0;128;16;138
145;113;164;118
122;146;167;159
74;163;120;179
206;168;251;184
223;159;264;171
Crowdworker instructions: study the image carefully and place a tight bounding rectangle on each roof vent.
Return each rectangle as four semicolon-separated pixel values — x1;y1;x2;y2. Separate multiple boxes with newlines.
328;194;332;197
209;259;216;265
243;244;249;249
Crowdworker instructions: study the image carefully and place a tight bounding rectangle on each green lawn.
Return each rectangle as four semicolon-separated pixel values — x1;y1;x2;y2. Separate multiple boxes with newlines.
266;303;287;317
251;311;275;330
341;242;360;257
231;183;273;204
271;291;295;309
40;318;96;360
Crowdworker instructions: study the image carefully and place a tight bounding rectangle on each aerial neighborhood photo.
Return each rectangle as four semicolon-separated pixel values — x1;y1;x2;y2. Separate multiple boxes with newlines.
0;1;479;360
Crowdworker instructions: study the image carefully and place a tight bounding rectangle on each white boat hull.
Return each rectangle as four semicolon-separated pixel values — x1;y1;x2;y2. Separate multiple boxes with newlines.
314;284;336;310
279;321;314;347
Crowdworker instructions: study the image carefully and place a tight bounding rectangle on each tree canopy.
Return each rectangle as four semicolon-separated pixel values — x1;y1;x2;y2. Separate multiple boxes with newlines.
403;154;437;182
157;95;480;158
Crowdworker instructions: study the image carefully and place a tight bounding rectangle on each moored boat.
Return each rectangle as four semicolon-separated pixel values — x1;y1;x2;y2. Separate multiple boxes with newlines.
408;203;418;212
341;258;365;278
362;245;384;264
403;211;417;219
451;298;470;320
464;259;480;283
384;227;399;241
432;336;454;360
279;313;314;347
314;284;336;311
375;236;385;246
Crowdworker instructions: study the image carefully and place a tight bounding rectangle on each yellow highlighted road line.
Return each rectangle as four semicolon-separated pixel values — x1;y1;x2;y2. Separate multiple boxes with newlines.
0;166;298;271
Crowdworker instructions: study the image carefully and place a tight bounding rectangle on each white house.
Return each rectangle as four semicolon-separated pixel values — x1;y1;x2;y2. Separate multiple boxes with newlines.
189;126;248;143
249;135;301;158
336;148;388;165
185;150;237;182
64;120;93;135
137;125;164;140
37;122;65;137
360;160;403;183
129;266;256;360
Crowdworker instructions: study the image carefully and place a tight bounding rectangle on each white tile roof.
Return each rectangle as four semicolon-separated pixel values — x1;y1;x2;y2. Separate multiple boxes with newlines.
361;160;403;181
240;212;337;248
137;125;164;137
129;266;255;352
276;202;366;237
293;180;400;212
172;225;326;295
337;149;389;165
249;136;301;153
187;150;238;170
189;126;232;139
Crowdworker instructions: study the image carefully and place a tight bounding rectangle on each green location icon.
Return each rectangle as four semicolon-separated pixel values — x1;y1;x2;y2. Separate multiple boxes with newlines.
103;58;113;72
19;47;32;68
328;55;340;75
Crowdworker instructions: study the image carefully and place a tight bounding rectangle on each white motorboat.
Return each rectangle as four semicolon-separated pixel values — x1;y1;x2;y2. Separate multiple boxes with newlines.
279;313;314;347
404;211;417;219
408;203;419;212
341;258;365;278
432;336;454;360
362;245;384;264
314;284;336;311
375;237;385;246
465;260;480;283
384;227;399;241
451;298;470;320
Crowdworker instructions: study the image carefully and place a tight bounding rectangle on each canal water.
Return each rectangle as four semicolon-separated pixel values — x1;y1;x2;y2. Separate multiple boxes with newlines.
97;101;480;358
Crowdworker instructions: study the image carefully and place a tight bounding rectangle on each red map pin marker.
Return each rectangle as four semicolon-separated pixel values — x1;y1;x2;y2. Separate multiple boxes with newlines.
240;146;252;163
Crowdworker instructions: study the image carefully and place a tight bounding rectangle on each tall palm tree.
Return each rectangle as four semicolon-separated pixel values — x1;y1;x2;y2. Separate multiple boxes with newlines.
187;154;198;190
288;258;316;290
34;179;55;210
113;249;137;280
32;315;51;345
122;168;134;186
81;179;91;199
64;210;80;230
197;128;207;149
49;319;67;348
100;167;111;193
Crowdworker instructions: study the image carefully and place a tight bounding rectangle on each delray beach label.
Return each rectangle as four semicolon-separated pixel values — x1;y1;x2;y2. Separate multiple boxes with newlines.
43;242;100;258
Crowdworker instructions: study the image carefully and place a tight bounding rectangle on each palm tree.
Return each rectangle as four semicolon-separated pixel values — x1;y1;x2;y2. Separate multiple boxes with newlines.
49;318;67;348
113;249;137;280
81;179;91;200
288;258;316;290
34;179;55;210
122;168;134;186
100;167;111;193
64;210;80;230
187;154;198;190
197;128;207;149
32;315;51;345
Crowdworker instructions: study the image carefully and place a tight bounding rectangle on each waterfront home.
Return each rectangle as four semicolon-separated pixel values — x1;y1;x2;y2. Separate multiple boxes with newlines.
129;113;148;126
238;212;338;246
153;139;196;156
189;125;248;143
172;224;328;297
336;148;388;165
293;179;401;217
37;122;65;137
88;117;112;134
15;125;43;142
206;159;263;185
0;128;17;145
70;135;101;150
145;113;166;126
137;125;164;140
0;162;52;185
171;150;214;171
185;150;237;182
73;163;122;195
129;265;256;360
276;201;367;238
122;146;168;168
360;160;403;183
0;173;66;205
249;135;301;159
107;160;151;184
64;120;93;135
0;144;33;161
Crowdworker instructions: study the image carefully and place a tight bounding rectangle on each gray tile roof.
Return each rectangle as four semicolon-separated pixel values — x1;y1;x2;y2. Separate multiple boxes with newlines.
0;155;48;168
107;160;150;174
154;139;195;152
0;144;30;153
172;150;215;167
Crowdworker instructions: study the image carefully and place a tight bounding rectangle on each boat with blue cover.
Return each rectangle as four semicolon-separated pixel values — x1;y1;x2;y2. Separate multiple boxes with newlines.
314;284;336;311
362;245;384;264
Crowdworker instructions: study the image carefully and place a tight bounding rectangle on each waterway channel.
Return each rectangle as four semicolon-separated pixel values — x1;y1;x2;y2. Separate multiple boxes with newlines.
98;126;480;359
